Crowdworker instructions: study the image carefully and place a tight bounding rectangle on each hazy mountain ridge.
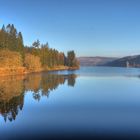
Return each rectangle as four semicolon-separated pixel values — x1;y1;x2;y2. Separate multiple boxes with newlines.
78;57;117;66
104;55;140;67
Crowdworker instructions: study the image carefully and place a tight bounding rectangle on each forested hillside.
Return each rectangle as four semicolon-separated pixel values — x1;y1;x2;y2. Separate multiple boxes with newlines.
0;24;79;75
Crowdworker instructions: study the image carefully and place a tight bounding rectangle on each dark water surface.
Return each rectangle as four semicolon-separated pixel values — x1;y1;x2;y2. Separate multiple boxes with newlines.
1;66;140;140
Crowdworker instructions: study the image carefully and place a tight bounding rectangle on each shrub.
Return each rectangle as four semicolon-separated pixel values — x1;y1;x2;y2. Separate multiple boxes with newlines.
24;53;41;70
0;49;23;68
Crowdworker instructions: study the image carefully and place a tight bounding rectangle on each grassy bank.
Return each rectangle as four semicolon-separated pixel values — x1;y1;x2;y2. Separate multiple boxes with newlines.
46;65;79;71
0;67;26;76
0;66;79;76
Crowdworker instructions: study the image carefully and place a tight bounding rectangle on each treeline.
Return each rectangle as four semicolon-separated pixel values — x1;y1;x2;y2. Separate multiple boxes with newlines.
0;24;79;72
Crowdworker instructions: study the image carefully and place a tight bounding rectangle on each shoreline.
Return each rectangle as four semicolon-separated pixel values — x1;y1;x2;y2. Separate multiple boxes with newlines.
0;66;79;76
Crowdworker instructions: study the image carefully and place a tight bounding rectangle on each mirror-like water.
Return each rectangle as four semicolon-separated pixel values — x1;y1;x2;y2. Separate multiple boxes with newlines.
1;66;140;140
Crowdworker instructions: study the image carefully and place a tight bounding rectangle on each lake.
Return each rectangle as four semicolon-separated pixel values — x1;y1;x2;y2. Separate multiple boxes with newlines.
1;66;140;140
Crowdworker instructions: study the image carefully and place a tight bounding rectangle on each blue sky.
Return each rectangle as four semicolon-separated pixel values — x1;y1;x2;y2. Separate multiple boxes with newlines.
1;0;140;57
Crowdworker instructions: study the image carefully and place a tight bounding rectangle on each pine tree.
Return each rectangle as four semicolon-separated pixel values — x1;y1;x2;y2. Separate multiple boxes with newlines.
32;40;40;48
17;32;24;61
2;25;6;32
67;51;75;67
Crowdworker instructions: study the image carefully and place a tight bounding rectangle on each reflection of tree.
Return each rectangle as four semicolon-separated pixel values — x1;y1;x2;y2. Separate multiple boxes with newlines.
0;76;25;122
40;74;77;99
40;74;66;97
67;74;76;87
33;92;41;101
0;94;24;122
24;74;41;93
0;73;77;122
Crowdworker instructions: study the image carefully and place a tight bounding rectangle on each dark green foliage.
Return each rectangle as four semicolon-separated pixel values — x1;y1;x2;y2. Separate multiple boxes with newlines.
17;32;24;59
25;42;67;68
67;50;75;67
66;50;79;67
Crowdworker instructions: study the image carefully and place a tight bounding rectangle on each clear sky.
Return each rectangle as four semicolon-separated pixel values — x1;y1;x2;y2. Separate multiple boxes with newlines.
1;0;140;57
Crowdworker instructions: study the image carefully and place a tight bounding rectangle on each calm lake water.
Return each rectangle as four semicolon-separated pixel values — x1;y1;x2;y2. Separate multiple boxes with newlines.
1;66;140;140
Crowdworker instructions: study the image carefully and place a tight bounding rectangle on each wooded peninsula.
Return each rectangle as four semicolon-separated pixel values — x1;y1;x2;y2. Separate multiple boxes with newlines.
0;24;79;76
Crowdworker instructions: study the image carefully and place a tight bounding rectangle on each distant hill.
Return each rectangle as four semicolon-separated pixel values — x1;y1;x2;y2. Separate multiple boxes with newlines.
77;57;117;66
105;55;140;67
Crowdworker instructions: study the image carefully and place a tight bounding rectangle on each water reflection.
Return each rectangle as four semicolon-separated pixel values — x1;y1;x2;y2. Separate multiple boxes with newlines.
0;73;77;122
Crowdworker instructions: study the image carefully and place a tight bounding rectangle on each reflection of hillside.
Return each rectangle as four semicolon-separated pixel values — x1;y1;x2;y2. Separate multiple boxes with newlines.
0;76;25;102
24;74;41;93
0;73;77;122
